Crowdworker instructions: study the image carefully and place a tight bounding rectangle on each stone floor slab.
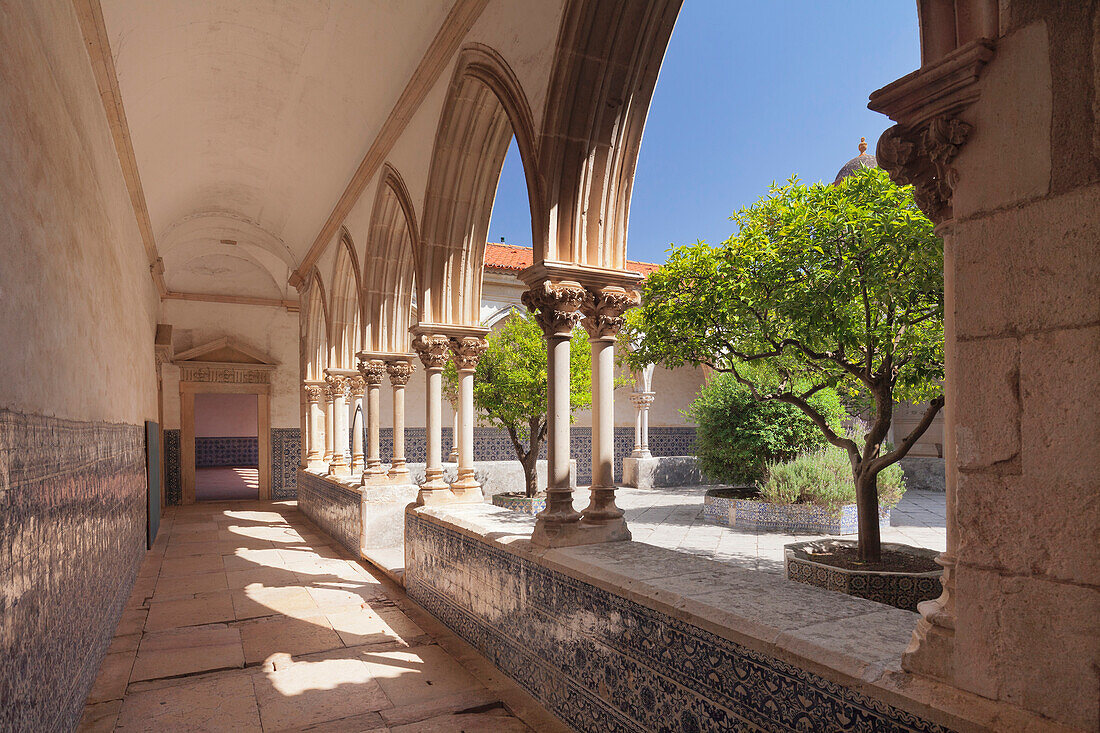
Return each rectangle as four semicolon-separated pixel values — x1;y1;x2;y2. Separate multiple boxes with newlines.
130;625;244;682
113;672;261;732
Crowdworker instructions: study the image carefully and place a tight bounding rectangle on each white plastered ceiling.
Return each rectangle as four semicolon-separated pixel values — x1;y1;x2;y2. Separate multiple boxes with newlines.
101;0;455;299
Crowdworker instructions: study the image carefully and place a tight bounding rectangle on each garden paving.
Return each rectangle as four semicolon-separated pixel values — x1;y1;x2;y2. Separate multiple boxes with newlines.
575;487;947;574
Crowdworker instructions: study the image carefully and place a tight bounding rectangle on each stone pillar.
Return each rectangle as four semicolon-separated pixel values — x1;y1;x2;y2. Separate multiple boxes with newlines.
579;286;639;540
358;359;387;484
386;360;414;481
348;376;365;474
322;382;335;466
412;333;451;504
630;392;655;458
304;383;326;472
522;281;586;545
326;374;350;477
447;403;459;462
448;336;488;501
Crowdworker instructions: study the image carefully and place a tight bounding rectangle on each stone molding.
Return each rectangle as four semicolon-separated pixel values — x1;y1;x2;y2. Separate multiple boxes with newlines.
178;362;272;384
411;333;450;370
448;336;488;371
868;39;995;225
581;285;641;339
521;280;587;337
386;361;415;386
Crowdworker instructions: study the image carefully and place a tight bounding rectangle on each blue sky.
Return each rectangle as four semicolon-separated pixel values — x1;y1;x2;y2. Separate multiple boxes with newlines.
488;0;921;264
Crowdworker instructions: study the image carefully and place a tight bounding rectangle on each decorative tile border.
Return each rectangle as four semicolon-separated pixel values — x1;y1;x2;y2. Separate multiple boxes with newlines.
164;429;181;506
271;428;301;500
703;492;892;535
786;542;944;612
490;493;546;514
297;470;360;555
0;410;146;732
405;512;953;733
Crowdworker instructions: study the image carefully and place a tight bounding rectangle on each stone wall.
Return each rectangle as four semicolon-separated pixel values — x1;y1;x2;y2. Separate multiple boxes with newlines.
944;8;1100;728
0;1;161;730
297;470;361;556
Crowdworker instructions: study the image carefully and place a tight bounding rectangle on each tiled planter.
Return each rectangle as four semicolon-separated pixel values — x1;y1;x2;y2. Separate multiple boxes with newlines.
784;540;943;611
491;493;545;515
703;489;890;534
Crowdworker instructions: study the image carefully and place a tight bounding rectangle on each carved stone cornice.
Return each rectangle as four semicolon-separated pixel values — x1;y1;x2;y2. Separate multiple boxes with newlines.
521;280;587;337
581;286;641;340
411;333;450;370
303;383;325;404
386;361;415;386
448;336;488;371
179;362;273;384
358;359;387;386
868;39;995;225
347;375;366;398
324;373;349;398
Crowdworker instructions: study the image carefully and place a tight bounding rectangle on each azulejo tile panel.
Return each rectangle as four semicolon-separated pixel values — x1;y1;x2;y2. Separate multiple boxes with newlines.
271;428;301;500
490;493;546;515
405;512;953;733
194;436;258;467
0;410;146;733
297;470;360;555
164;428;181;505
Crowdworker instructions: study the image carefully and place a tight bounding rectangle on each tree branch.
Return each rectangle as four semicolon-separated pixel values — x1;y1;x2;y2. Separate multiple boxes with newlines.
869;395;945;474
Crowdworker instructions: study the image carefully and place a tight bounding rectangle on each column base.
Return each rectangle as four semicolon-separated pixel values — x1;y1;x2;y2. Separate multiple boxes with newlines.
306;458;327;473
387;462;409;481
530;515;631;547
448;474;484;503
328;461;350;478
901;555;956;682
350;457;364;474
416;480;457;506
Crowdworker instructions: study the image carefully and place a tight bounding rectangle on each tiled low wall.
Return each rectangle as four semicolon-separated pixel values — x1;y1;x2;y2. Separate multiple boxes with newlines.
195;436;258;467
0;410;147;732
297;470;361;556
405;505;1038;733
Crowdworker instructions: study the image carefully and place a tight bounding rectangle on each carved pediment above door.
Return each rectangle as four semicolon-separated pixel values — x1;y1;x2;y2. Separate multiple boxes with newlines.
173;336;277;384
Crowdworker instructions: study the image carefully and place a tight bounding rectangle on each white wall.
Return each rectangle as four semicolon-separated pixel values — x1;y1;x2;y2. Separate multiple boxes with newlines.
194;393;258;437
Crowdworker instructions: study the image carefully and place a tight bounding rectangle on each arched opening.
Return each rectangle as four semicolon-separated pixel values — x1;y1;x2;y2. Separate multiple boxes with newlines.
304;270;330;382
329;232;363;370
363;165;420;353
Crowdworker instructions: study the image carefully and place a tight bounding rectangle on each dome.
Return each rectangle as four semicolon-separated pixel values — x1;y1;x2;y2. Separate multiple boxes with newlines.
833;137;877;184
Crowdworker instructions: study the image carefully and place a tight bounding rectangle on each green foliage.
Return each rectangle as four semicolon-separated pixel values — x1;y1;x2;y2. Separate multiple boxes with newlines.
760;443;906;509
689;369;845;482
443;311;591;495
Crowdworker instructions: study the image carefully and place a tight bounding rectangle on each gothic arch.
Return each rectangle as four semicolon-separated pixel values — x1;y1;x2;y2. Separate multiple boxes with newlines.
363;164;420;353
538;0;682;269
418;44;542;325
303;267;330;382
329;229;363;369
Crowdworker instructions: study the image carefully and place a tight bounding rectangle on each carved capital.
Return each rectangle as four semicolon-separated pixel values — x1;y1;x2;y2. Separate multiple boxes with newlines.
629;391;655;409
324;374;349;398
581;286;640;339
877;116;971;224
411;333;450;370
304;384;325;404
448;336;488;371
386;361;415;386
358;359;386;386
347;375;366;398
521;280;587;337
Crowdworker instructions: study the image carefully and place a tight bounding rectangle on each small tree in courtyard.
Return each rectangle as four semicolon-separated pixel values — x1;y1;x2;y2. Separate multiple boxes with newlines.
627;167;944;562
445;311;591;497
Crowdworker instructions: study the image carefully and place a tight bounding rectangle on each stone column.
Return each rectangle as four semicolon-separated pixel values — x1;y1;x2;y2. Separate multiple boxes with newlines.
322;382;335;466
630;391;655;458
579;286;639;540
412;333;452;504
304;383;326;472
447;403;459;462
326;374;350;477
448;336;488;501
522;281;586;545
358;359;387;484
348;376;365;474
386;360;414;481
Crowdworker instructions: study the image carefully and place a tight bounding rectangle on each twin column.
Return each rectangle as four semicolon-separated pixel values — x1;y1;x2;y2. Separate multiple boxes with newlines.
356;355;415;486
521;276;640;547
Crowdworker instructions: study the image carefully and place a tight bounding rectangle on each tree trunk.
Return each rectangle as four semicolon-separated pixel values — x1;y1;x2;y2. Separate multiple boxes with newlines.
521;450;539;498
854;468;882;563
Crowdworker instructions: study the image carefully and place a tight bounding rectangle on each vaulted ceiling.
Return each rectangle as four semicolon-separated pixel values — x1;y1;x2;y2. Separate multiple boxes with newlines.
100;0;455;300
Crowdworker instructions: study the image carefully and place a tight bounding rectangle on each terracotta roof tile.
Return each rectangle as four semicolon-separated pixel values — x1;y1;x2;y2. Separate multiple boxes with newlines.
483;242;659;277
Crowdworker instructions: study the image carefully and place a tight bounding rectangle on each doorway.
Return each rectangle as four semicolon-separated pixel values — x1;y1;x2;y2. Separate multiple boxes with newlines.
194;393;259;501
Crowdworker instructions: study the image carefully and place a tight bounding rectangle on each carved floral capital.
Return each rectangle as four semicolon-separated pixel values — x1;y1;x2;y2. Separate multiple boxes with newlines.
629;391;656;409
411;333;450;370
521;280;587;337
358;359;387;386
304;384;325;403
386;361;415;386
324;374;349;398
448;336;488;371
581;286;641;339
877;116;971;224
347;375;366;398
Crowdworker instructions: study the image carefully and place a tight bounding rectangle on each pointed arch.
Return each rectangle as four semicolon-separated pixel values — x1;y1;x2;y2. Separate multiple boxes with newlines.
419;44;542;325
539;0;682;269
303;267;330;381
363;164;421;353
329;228;363;369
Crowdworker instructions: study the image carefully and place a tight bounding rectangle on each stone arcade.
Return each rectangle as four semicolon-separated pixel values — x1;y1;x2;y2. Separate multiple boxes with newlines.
1;1;1096;731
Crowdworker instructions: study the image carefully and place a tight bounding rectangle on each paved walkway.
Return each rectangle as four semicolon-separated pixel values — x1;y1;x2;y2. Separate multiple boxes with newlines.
80;501;563;732
592;487;947;574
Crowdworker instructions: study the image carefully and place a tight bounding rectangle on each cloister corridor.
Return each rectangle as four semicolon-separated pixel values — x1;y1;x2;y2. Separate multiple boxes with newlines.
80;501;562;732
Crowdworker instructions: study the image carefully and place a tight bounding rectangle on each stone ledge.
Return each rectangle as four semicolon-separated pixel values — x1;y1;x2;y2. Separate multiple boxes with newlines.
406;503;1074;733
